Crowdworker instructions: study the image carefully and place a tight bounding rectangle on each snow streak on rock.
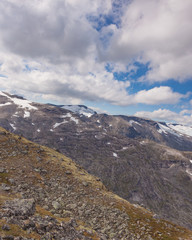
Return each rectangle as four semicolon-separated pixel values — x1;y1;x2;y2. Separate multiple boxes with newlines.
0;92;37;110
167;123;192;137
62;105;96;117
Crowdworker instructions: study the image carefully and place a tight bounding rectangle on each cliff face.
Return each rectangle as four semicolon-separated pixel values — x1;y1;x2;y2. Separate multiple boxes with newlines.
0;92;192;230
0;127;192;239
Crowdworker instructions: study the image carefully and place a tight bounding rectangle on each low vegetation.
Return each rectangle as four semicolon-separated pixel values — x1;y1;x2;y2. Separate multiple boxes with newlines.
0;127;192;239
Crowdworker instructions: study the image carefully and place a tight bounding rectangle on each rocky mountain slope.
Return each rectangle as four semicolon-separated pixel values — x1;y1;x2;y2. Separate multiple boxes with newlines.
0;92;192;151
1;127;192;239
0;92;192;231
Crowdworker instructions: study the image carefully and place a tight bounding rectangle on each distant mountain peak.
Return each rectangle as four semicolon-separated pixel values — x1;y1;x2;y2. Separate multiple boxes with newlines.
157;122;192;137
48;103;97;117
0;91;37;110
0;91;25;99
61;105;97;117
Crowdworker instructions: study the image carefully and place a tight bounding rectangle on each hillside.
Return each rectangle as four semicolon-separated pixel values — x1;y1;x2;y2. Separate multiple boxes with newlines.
0;127;192;239
0;92;192;230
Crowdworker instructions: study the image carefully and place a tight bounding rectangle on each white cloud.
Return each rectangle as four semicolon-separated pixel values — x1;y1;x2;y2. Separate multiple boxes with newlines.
0;0;190;107
0;53;184;106
105;0;192;82
135;108;192;125
133;86;183;105
0;0;99;62
0;0;132;105
0;52;133;105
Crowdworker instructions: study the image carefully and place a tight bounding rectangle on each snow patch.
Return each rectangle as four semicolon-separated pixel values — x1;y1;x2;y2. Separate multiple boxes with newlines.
113;152;118;157
11;97;37;110
107;142;111;145
13;112;19;117
37;129;41;132
0;102;12;107
70;116;79;124
61;113;79;124
129;120;141;126
158;123;192;138
158;123;180;137
10;123;16;130
0;92;37;111
53;120;68;128
157;128;163;134
122;147;128;150
61;113;72;118
0;92;10;97
24;111;30;118
190;160;192;164
50;129;53;132
140;140;147;145
61;105;96;117
186;169;192;176
158;124;169;134
167;123;192;137
81;112;93;117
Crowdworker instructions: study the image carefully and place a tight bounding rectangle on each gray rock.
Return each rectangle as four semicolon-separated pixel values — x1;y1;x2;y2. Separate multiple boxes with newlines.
8;178;15;184
3;198;35;217
82;181;88;187
2;224;11;231
0;167;6;173
2;236;14;240
52;201;61;210
66;203;77;210
1;184;11;191
63;210;72;217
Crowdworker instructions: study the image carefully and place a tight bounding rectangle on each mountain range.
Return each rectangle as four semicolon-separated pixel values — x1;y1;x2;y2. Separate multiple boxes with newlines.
0;91;192;232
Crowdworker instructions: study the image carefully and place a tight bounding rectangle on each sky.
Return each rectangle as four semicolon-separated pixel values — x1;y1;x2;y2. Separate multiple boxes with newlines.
0;0;192;125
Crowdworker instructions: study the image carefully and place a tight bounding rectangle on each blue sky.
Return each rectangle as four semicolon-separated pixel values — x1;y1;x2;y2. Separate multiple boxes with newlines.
0;0;191;125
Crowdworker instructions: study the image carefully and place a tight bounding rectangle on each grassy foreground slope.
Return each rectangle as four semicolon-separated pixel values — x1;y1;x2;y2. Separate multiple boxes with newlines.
0;127;192;239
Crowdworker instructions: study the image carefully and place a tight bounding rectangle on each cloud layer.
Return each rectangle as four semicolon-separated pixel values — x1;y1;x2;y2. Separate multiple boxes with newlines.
106;0;192;82
135;109;192;125
0;0;191;108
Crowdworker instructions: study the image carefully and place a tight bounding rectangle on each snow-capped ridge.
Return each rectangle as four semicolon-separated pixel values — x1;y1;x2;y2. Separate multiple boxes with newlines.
0;91;37;111
157;122;192;138
167;123;192;137
61;105;96;117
